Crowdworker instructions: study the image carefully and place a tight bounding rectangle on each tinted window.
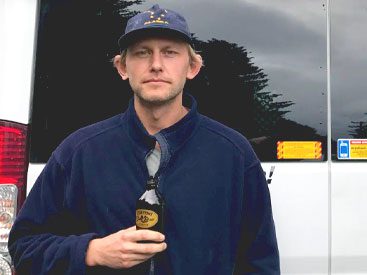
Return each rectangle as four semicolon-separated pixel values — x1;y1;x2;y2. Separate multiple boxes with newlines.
331;0;367;160
31;0;327;162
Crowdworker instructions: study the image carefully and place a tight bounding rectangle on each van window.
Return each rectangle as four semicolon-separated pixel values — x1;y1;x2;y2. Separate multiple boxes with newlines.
331;0;367;160
30;0;327;162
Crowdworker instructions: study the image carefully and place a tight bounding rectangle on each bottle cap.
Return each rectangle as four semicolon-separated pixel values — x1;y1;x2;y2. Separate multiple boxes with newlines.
147;176;158;187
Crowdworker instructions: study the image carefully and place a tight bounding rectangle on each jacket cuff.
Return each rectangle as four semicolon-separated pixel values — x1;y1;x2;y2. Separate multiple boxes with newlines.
72;233;99;275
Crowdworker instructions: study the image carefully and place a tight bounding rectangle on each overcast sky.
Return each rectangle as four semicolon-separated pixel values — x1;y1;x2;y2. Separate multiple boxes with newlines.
133;0;367;138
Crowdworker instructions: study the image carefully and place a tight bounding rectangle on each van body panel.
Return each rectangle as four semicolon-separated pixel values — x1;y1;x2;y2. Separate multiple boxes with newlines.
331;162;367;273
262;162;329;274
26;163;45;195
0;0;38;124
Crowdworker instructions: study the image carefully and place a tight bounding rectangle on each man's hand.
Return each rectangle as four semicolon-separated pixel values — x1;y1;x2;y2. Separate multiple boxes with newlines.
85;226;167;269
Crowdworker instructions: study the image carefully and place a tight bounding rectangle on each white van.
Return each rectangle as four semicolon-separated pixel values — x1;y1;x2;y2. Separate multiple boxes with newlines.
1;0;367;274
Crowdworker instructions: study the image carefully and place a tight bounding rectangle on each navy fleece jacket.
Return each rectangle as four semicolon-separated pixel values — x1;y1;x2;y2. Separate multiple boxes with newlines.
9;95;280;274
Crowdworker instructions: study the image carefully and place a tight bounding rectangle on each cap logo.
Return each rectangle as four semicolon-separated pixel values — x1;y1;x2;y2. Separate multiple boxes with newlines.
144;9;169;25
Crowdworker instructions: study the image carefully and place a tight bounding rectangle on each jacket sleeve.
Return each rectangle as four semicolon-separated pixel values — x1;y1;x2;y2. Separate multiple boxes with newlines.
8;155;98;275
233;162;280;275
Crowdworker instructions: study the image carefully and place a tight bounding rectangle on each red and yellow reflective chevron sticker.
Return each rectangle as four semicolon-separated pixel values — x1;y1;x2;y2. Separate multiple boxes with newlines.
277;141;322;160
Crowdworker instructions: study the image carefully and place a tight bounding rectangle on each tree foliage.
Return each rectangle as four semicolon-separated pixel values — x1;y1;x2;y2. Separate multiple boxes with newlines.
348;113;367;138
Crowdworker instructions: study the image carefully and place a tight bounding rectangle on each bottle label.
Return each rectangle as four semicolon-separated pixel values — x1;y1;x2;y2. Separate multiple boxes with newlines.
136;209;159;228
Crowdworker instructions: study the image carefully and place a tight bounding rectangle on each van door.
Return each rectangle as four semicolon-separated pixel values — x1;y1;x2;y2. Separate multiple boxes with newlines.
330;1;367;273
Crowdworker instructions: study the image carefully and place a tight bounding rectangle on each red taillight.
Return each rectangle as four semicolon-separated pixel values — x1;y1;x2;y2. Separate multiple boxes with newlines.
0;121;28;263
0;120;28;209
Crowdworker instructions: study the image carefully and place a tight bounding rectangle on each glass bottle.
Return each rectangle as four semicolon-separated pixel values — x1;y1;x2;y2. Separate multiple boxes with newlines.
136;176;164;233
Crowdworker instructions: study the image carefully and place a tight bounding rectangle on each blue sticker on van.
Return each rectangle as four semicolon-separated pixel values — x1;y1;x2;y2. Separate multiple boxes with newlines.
337;139;350;159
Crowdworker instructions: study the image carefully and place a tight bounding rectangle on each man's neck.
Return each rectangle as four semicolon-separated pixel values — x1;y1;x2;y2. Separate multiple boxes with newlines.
134;95;188;135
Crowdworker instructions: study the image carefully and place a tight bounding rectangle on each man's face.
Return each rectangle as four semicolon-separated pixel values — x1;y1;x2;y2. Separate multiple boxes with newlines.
119;36;200;106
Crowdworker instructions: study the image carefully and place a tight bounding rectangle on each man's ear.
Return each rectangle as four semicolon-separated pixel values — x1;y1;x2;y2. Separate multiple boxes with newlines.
186;54;203;80
113;55;129;80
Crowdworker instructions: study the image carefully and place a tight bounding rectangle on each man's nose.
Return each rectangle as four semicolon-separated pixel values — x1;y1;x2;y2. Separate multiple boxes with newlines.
150;51;163;72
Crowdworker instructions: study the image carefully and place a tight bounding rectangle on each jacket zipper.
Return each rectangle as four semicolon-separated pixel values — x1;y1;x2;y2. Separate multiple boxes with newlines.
145;137;168;275
149;258;155;275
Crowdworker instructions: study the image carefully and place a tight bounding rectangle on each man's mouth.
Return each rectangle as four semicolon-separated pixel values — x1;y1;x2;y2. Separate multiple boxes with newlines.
143;79;170;84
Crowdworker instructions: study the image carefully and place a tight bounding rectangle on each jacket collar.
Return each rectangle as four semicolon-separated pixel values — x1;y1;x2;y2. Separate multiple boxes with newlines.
123;93;200;157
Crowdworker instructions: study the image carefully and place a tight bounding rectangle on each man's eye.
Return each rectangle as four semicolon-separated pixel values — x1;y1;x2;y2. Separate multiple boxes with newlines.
135;50;149;57
164;50;178;57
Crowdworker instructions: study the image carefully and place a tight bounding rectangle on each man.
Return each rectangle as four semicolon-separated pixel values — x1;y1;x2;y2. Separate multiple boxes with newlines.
9;4;280;275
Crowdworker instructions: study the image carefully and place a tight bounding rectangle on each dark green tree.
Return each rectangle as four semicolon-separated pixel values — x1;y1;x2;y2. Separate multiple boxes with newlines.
189;38;294;138
253;90;294;136
348;114;367;138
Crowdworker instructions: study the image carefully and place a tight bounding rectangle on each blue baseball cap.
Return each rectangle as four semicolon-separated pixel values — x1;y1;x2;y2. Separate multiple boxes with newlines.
118;4;193;50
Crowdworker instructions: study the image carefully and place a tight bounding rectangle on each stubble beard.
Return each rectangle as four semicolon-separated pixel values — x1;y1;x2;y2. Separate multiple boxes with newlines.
133;86;184;107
